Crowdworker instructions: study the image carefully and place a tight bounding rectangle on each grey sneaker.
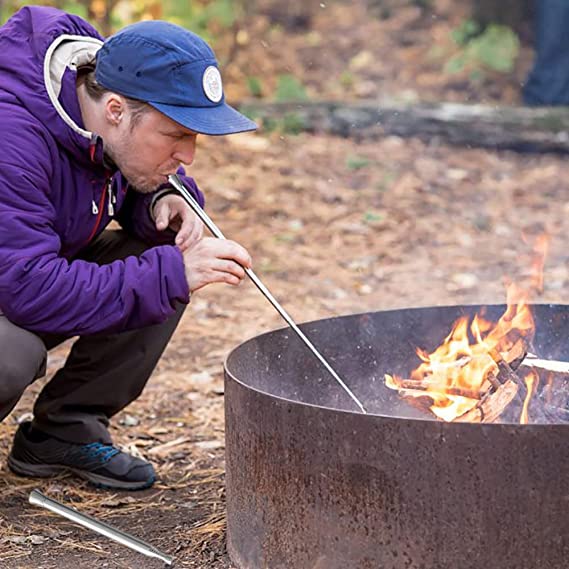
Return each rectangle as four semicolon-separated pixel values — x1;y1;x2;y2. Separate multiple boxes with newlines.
8;422;155;490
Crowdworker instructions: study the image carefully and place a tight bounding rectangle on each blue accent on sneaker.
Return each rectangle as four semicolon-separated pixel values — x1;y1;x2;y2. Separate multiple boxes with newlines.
8;422;156;490
79;442;121;463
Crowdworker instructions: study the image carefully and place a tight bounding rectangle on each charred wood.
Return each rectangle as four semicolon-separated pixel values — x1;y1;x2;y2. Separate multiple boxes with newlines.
392;378;482;400
454;379;519;423
489;347;527;393
492;332;531;370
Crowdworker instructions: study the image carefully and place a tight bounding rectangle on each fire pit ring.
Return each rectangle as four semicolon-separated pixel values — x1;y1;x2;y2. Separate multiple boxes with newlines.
224;304;569;569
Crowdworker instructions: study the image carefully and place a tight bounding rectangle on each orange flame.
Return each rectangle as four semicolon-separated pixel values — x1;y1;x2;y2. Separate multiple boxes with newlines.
385;230;551;423
528;234;550;294
544;372;555;406
520;370;539;425
385;283;535;422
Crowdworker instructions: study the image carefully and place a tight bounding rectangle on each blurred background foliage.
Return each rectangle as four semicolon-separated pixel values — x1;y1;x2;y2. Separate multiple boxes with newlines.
0;0;534;108
0;1;531;47
0;0;246;38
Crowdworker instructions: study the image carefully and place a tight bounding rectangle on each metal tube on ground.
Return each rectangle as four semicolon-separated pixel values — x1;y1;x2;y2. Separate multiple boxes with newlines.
167;174;366;414
29;490;174;566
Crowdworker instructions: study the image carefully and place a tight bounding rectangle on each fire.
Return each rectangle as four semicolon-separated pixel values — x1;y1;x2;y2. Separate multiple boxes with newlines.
386;232;551;423
385;283;535;422
520;370;539;425
525;233;550;294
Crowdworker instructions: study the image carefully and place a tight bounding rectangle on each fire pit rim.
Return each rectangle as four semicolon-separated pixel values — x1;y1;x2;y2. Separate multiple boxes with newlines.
224;302;569;426
224;372;569;430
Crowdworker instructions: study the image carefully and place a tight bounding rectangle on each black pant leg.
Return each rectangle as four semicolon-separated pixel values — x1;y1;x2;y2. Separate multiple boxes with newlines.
32;230;186;443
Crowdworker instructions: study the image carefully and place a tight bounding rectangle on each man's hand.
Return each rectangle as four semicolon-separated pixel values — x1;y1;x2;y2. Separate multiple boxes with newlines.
182;237;252;293
153;193;204;251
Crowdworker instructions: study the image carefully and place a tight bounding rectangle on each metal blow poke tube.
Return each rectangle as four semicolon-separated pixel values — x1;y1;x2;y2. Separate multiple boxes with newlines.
29;490;173;566
167;174;366;414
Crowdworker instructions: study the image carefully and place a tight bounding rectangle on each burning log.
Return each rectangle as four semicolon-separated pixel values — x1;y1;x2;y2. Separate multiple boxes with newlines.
494;335;529;370
389;347;530;423
385;291;540;423
452;353;528;423
392;378;482;400
454;355;569;424
386;350;530;423
454;379;519;423
488;347;527;394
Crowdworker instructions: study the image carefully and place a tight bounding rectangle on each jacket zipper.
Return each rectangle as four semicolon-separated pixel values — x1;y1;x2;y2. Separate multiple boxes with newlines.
107;179;116;216
85;178;110;245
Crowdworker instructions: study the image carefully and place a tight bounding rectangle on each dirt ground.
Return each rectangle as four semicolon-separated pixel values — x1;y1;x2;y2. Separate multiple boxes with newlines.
1;131;567;568
1;2;568;568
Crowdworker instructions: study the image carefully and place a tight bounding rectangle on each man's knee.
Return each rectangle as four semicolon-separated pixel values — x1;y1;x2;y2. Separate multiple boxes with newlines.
0;317;46;404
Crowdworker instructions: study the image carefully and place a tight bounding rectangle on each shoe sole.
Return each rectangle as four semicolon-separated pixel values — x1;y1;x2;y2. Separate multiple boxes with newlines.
7;456;155;491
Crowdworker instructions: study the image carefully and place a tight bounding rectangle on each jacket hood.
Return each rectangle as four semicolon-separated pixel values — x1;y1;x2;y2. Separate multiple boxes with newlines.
0;7;104;165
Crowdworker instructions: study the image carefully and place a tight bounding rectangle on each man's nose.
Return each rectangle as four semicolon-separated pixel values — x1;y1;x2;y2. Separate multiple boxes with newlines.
173;136;197;165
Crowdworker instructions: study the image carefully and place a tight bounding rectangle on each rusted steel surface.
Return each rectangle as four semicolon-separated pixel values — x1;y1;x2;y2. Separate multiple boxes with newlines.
224;304;569;569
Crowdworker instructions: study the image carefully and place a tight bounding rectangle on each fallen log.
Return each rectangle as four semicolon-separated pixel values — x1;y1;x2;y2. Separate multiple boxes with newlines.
240;100;569;153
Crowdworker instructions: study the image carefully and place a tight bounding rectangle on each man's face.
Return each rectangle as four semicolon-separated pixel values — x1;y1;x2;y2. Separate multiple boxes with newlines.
105;105;198;193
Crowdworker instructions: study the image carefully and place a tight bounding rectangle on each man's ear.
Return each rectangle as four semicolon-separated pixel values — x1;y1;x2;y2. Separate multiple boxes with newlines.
104;93;126;126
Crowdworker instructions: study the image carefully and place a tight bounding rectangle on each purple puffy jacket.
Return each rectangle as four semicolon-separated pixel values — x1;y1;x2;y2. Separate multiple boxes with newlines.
0;6;205;335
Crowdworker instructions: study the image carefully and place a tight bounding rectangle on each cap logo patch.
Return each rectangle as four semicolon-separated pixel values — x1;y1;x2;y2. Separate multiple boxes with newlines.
202;66;223;103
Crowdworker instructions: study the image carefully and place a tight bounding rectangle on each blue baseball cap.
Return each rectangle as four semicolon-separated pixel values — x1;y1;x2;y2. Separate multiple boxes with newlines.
95;20;257;136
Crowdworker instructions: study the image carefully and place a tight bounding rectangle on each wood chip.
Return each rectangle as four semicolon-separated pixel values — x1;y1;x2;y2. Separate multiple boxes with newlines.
148;437;192;456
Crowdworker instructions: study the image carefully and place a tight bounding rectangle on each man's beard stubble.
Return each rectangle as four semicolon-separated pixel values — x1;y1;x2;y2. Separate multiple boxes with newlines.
103;142;161;194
